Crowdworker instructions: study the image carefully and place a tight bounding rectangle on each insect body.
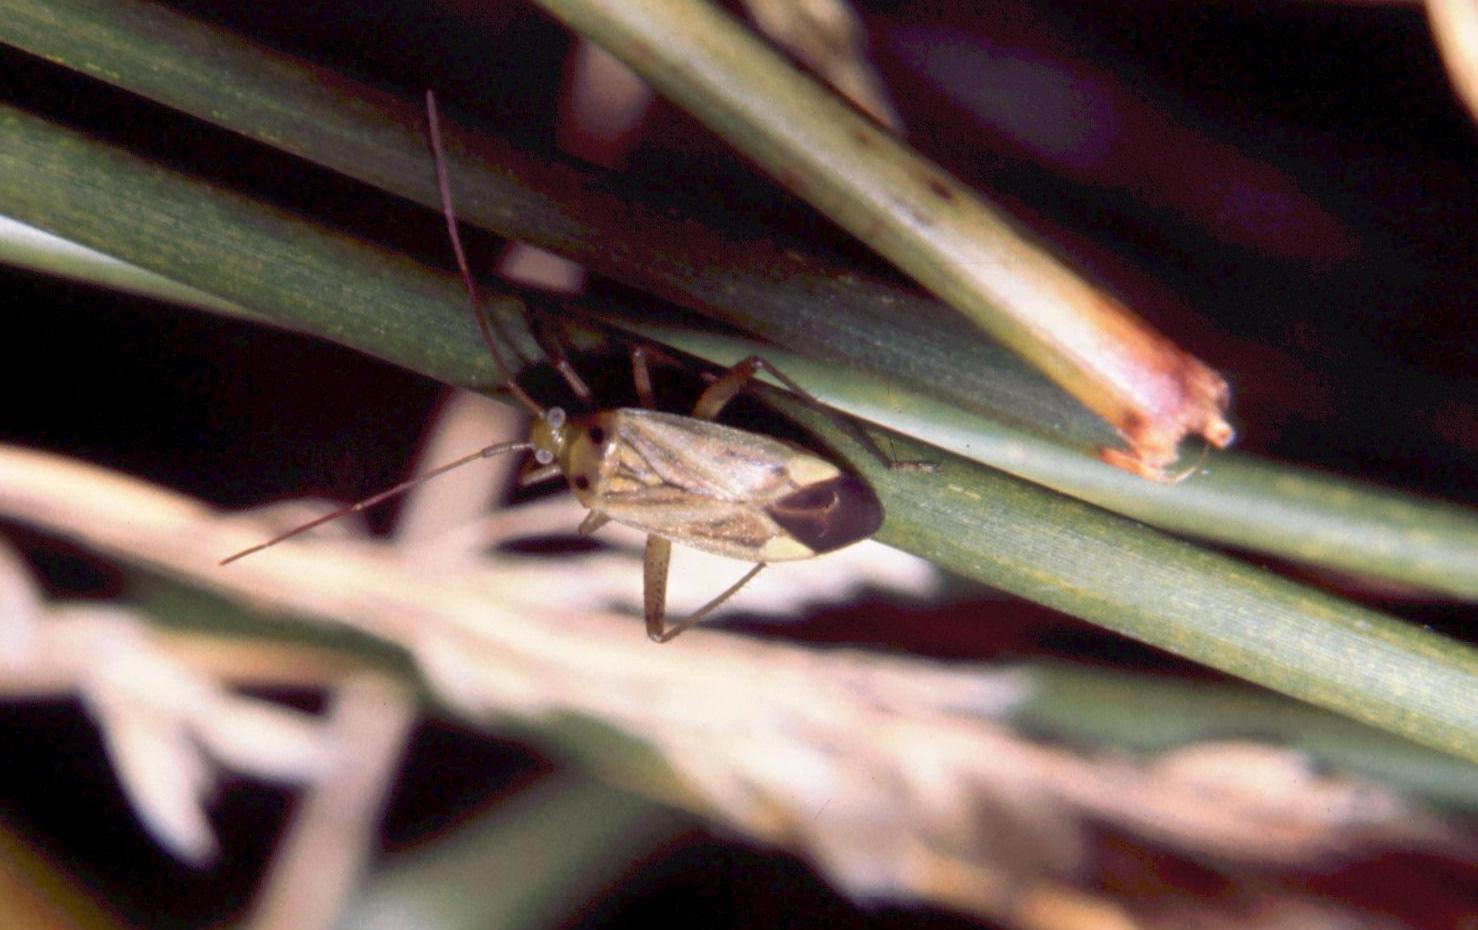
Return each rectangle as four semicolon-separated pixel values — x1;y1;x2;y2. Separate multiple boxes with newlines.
223;91;886;642
537;406;882;563
507;341;885;641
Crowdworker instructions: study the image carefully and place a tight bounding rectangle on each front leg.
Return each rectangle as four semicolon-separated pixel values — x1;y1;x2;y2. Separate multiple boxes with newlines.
578;510;611;535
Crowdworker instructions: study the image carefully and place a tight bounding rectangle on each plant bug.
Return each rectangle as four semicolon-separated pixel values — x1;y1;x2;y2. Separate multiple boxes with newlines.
223;91;890;641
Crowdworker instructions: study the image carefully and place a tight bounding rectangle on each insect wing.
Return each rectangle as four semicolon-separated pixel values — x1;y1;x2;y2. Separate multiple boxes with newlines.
587;409;881;562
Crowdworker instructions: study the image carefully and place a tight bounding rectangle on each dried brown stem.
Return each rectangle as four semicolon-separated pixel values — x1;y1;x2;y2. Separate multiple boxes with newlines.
0;444;1461;925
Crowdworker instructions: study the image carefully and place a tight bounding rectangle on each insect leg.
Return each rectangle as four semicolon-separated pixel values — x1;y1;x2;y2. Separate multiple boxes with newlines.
630;345;657;409
692;356;934;470
519;462;564;486
690;355;761;420
642;535;671;640
535;319;594;406
644;533;767;642
578;511;612;535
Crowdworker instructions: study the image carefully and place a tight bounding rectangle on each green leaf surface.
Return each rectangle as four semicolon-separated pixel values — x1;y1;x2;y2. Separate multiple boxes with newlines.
1;98;1475;765
2;0;1473;599
1012;663;1478;811
1;2;1475;764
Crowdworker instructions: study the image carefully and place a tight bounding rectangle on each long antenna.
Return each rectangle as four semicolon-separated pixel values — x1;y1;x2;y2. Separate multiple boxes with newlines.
220;440;535;565
220;92;553;567
424;89;545;418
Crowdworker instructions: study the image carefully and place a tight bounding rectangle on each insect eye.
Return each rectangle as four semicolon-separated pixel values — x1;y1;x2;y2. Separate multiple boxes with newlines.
535;449;554;465
573;475;591;490
587;426;606;446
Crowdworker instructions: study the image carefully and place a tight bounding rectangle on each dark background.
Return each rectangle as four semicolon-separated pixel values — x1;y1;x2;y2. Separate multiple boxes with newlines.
2;1;1475;928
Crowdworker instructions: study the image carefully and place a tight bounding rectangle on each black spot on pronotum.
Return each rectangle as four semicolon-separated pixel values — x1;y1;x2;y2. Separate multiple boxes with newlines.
573;475;591;491
588;426;606;445
767;475;883;554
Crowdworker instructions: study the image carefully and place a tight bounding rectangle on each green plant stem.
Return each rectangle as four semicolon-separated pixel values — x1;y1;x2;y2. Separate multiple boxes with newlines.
1;101;1475;763
1011;662;1478;810
524;0;1234;467
0;215;245;316
9;216;1474;602
0;0;1114;443
643;328;1478;601
1;0;1474;598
